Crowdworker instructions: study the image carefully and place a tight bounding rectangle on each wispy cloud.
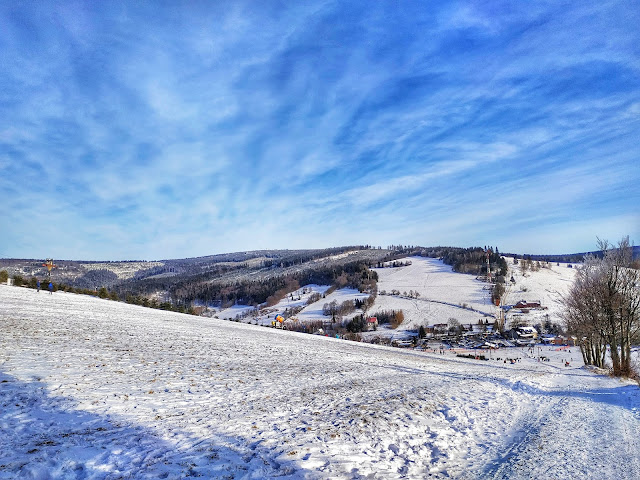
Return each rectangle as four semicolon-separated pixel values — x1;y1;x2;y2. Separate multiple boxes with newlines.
0;1;638;259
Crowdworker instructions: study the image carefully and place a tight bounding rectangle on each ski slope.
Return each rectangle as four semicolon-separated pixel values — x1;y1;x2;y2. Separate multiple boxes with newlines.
504;260;577;328
1;284;639;479
371;257;495;333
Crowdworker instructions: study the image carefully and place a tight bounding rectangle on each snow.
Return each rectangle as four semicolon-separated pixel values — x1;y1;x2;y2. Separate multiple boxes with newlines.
80;262;165;280
364;257;577;336
369;257;495;334
248;285;368;327
503;261;577;328
2;284;640;479
294;287;368;323
215;256;563;335
213;304;256;321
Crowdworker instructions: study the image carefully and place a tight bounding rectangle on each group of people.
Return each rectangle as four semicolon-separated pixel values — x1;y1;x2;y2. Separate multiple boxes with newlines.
36;280;54;294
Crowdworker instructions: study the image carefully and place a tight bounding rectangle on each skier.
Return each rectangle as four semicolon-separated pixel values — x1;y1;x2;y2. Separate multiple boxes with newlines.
48;282;53;294
36;280;40;292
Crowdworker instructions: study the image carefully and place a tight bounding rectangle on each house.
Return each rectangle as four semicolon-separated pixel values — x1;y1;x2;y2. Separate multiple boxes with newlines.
516;326;538;339
433;323;448;335
514;300;542;309
366;317;378;331
552;336;576;346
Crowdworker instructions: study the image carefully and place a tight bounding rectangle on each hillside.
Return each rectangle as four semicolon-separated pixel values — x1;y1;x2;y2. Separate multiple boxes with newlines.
503;245;640;263
1;284;639;479
217;256;574;342
0;245;615;313
0;247;394;301
373;257;495;330
502;260;577;330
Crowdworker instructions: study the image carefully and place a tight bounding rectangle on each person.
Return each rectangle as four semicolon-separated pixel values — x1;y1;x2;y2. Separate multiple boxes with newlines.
48;282;53;294
36;280;40;292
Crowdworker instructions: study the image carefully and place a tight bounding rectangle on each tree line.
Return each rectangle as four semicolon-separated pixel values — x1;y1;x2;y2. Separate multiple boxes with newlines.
414;246;508;277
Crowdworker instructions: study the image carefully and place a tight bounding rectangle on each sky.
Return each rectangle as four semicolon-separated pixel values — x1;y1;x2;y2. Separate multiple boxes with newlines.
1;1;639;261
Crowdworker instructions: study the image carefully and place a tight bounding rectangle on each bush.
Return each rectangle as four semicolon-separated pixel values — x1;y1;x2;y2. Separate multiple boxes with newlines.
374;309;405;329
343;332;362;342
457;353;488;361
391;310;404;329
306;292;322;305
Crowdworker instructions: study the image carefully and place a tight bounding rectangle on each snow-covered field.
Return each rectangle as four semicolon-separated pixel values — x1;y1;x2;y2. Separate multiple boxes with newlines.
79;262;165;280
366;256;579;338
503;261;577;328
1;284;639;479
372;258;495;331
213;285;370;328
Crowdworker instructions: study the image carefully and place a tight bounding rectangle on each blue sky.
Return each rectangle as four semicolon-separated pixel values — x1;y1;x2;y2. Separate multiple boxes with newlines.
1;1;638;260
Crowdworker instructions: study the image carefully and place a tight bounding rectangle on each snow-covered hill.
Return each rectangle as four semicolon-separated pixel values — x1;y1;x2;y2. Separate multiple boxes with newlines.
503;260;577;329
80;261;165;280
1;285;639;479
372;257;495;331
235;256;575;339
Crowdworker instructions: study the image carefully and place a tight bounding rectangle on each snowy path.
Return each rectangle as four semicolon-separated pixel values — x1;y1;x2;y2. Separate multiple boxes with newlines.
1;285;639;479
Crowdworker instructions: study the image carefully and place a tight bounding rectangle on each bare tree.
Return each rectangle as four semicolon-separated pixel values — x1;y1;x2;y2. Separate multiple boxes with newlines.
563;237;640;376
563;259;607;368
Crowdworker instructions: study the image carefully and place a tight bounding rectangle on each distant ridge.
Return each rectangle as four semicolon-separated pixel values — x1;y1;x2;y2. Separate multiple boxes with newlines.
504;245;640;263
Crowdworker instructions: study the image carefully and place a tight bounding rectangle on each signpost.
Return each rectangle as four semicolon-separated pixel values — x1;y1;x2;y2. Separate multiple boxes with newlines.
42;258;57;281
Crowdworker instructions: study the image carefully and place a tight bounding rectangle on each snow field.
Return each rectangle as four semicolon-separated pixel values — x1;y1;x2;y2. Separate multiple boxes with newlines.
79;262;165;280
374;258;492;313
211;285;337;325
503;261;577;328
369;258;495;334
1;284;640;479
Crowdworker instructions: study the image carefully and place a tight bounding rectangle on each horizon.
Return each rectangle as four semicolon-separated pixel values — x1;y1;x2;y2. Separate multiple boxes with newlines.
1;1;639;260
3;243;638;264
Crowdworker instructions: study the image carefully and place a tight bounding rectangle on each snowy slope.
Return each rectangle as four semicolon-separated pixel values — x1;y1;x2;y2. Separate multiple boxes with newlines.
1;284;639;479
370;257;495;332
211;256;568;333
503;261;577;328
79;261;165;280
367;256;577;334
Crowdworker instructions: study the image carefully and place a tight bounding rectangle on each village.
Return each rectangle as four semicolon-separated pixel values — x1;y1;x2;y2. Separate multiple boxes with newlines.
202;256;579;365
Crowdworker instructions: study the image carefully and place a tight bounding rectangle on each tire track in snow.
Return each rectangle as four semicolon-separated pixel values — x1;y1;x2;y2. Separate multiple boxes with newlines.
482;379;640;480
483;395;569;479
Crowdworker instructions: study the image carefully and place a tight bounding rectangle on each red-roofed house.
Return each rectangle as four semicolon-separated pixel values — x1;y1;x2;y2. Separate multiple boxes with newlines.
514;300;542;309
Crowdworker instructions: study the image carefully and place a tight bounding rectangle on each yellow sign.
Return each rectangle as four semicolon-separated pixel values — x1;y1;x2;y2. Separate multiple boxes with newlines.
42;259;57;272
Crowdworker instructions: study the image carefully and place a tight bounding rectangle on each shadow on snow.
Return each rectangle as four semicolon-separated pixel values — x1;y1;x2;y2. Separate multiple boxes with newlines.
0;371;309;480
